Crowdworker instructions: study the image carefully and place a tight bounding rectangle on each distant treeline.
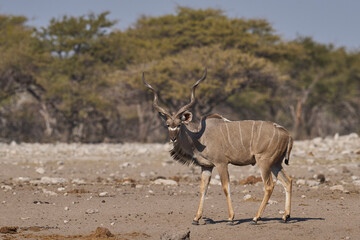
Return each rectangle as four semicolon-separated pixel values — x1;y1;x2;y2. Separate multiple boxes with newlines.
0;7;359;143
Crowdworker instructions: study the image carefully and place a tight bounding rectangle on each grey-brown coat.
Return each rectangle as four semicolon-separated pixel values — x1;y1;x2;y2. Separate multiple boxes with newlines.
143;69;293;225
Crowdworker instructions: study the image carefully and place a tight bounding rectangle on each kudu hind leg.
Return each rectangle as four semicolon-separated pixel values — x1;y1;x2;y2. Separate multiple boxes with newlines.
253;168;274;223
275;168;292;222
217;164;235;224
193;167;213;225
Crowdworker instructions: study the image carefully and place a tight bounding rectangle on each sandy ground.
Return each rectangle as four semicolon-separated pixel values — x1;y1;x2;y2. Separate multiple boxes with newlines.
1;141;360;240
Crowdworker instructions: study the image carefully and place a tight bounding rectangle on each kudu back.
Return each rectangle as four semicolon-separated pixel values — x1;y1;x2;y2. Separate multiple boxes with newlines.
143;69;293;225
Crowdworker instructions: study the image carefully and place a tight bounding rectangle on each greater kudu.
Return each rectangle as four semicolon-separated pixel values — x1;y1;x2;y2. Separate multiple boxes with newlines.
142;69;293;225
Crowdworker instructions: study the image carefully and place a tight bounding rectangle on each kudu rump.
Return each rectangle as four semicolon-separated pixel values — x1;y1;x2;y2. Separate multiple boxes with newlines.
142;69;293;225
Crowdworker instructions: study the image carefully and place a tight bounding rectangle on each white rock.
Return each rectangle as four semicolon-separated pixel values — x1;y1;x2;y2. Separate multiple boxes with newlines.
307;180;320;187
301;195;306;198
346;133;359;140
1;185;12;190
64;207;69;211
353;180;360;186
306;159;315;164
153;179;178;186
330;185;345;191
36;167;46;174
351;176;359;180
341;150;352;155
85;209;99;214
71;178;86;185
268;199;278;205
296;179;306;185
140;172;147;178
122;179;133;185
210;179;221;185
243;194;252;200
99;192;108;197
64;220;69;224
57;187;66;191
42;188;57;196
340;180;348;185
312;137;323;144
137;148;148;154
121;162;131;168
15;177;30;182
40;177;67;184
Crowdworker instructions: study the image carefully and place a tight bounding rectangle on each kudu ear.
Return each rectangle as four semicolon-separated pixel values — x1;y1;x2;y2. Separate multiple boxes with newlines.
181;111;193;124
158;112;168;121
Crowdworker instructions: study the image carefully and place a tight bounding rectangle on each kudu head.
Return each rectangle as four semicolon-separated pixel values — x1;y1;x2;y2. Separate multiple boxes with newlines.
142;69;207;142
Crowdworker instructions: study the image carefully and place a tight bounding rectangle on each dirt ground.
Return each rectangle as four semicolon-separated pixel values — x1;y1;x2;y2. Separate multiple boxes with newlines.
1;142;360;240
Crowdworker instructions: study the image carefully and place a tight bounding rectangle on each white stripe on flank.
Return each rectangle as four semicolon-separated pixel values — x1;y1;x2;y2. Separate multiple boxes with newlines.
225;124;236;150
250;121;255;154
266;125;276;152
220;125;227;144
255;121;264;146
238;122;245;150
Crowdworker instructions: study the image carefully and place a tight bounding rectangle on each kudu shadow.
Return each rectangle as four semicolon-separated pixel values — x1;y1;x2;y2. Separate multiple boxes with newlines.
185;116;208;152
186;115;221;153
201;217;325;226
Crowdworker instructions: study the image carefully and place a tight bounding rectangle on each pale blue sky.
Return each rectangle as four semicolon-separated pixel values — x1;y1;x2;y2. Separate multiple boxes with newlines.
0;0;359;50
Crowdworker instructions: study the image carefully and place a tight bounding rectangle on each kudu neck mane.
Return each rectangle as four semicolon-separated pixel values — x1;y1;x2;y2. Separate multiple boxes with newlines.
169;119;206;166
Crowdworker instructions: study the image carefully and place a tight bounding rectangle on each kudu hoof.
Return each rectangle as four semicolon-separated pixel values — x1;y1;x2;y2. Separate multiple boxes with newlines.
282;215;290;223
251;217;261;225
192;220;199;225
226;221;234;226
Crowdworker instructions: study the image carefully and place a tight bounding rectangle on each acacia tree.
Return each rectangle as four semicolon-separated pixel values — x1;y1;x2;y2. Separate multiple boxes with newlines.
0;15;51;142
36;12;119;142
124;7;281;63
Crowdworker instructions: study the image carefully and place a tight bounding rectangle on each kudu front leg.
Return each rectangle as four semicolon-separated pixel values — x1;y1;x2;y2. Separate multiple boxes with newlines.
193;167;213;225
217;164;235;225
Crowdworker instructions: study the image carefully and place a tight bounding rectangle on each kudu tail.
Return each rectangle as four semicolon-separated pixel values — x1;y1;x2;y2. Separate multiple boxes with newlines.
284;136;293;165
